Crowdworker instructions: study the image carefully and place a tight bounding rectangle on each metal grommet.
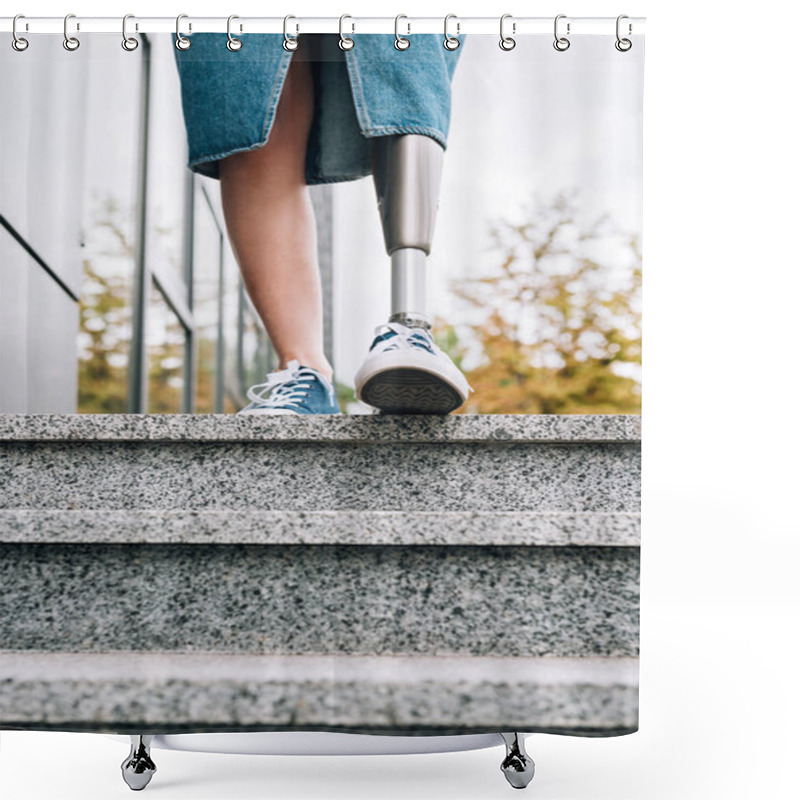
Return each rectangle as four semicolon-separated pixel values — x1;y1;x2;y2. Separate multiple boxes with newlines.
63;13;80;51
443;13;460;50
12;14;29;51
394;14;410;50
339;14;355;50
553;14;570;51
615;14;632;51
175;14;191;50
121;14;139;51
499;13;515;51
283;15;299;51
227;15;242;51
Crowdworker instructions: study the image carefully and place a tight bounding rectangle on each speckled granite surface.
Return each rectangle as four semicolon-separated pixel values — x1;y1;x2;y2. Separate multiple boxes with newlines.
0;414;641;443
0;510;640;545
1;441;639;511
1;543;638;657
1;652;638;734
1;413;640;735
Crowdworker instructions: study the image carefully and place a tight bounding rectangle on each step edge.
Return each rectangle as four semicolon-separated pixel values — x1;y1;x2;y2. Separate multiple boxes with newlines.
0;413;642;443
0;651;639;687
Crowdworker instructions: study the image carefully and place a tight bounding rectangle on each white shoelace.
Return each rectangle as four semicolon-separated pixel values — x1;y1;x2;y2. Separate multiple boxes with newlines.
370;322;475;393
246;359;334;410
371;322;440;354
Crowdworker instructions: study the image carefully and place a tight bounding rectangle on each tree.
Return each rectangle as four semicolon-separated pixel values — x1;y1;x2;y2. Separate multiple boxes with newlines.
78;197;195;413
432;194;642;414
77;197;134;413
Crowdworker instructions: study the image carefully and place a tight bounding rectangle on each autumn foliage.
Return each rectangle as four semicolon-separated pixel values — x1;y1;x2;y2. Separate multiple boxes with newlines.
432;195;642;414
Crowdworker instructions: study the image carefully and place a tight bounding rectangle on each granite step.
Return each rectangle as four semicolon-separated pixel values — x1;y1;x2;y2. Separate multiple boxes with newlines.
1;537;638;657
0;652;639;735
0;509;640;546
0;414;640;735
0;413;641;443
0;414;640;512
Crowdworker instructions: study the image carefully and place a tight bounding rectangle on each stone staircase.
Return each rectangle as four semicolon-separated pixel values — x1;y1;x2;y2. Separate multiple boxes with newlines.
0;413;640;789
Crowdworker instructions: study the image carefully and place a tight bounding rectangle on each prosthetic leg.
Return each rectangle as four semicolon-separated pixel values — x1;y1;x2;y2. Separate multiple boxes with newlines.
353;134;472;414
372;133;442;330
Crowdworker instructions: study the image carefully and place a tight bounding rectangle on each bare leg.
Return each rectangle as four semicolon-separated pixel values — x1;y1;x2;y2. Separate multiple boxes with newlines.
218;52;332;382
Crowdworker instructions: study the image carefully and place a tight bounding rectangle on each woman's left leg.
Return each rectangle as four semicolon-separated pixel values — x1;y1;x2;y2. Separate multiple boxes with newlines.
218;49;333;382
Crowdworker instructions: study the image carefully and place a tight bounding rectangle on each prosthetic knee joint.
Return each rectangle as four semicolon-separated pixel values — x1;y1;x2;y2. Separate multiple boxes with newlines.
371;134;444;331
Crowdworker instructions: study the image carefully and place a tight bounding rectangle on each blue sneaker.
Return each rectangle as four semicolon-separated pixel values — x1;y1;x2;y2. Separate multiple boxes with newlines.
238;359;341;415
354;322;473;414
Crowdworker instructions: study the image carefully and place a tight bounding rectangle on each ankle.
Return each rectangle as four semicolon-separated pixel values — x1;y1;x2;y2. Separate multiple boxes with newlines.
277;356;333;383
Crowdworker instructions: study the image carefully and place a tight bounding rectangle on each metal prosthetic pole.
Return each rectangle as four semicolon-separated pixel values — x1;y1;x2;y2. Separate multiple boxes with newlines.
371;134;444;331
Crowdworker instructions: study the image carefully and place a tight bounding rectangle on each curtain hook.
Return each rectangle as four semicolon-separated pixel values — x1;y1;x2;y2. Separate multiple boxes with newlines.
499;14;515;51
63;13;80;51
122;14;139;51
615;15;632;51
339;14;354;51
175;14;191;50
443;14;460;50
554;14;571;51
394;14;410;50
283;15;299;51
227;15;242;51
12;14;29;51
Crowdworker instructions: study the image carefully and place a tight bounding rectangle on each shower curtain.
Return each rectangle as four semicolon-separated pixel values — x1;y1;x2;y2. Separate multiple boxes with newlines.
0;15;643;793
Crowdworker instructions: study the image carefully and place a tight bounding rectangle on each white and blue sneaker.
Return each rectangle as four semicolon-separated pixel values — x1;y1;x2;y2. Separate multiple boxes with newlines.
354;322;473;415
238;359;341;415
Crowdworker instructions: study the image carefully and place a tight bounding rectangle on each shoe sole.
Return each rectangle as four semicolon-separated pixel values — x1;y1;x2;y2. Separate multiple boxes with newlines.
355;348;470;415
359;368;465;414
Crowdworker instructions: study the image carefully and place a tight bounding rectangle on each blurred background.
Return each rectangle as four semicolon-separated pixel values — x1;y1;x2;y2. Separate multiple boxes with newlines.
0;33;642;414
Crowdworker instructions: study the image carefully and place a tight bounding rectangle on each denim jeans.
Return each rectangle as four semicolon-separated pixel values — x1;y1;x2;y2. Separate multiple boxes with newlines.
173;33;465;184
